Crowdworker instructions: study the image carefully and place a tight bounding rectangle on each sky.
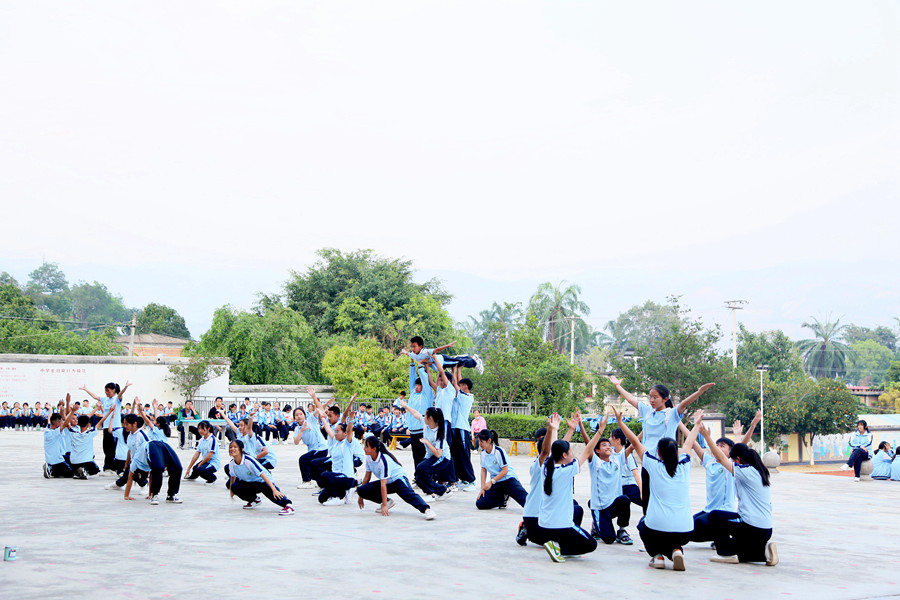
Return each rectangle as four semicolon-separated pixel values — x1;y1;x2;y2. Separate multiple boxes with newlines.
1;1;898;342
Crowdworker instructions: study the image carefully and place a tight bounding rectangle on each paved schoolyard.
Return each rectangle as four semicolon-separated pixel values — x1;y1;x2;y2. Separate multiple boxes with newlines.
0;431;898;600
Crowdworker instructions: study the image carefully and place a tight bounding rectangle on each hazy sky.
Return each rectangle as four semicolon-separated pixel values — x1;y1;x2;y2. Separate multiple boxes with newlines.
2;1;898;341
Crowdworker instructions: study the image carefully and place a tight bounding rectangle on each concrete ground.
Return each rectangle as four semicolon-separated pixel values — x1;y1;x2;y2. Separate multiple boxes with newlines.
1;431;898;600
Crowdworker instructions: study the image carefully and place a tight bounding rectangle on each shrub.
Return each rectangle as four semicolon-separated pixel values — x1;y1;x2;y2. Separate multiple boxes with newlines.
481;413;548;440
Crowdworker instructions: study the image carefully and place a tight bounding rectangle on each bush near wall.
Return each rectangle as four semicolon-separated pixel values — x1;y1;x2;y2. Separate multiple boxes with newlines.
482;413;547;440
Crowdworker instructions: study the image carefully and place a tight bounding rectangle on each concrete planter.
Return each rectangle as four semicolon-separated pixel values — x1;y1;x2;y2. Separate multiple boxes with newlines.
762;451;781;470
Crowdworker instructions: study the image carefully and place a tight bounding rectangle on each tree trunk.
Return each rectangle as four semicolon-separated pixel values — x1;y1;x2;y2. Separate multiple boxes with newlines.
807;433;815;466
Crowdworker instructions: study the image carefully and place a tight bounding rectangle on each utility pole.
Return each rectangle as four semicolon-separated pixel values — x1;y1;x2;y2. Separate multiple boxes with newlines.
756;365;769;452
128;312;137;357
569;316;575;365
724;300;748;368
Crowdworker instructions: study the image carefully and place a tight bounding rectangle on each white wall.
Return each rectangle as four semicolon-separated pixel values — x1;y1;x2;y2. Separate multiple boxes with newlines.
0;354;229;408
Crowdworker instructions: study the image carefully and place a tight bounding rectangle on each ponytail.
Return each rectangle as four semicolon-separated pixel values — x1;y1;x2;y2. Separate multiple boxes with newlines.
476;429;499;446
426;407;446;443
730;443;770;487
364;435;401;465
544;440;570;496
657;437;679;477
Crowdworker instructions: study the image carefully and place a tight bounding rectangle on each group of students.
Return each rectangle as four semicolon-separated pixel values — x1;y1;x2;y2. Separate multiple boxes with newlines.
843;420;900;481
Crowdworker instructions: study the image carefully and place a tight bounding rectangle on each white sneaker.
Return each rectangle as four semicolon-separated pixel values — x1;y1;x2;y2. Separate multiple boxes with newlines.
854;477;860;482
149;496;159;505
765;542;779;567
103;482;121;490
474;354;484;375
322;497;343;507
297;480;316;489
839;464;851;471
344;488;357;505
435;489;453;501
99;470;117;478
278;505;295;516
423;508;436;520
374;499;396;513
166;496;183;504
460;482;477;492
672;549;685;571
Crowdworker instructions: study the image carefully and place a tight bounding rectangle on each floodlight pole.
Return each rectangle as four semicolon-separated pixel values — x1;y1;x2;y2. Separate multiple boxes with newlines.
725;300;748;368
756;365;769;451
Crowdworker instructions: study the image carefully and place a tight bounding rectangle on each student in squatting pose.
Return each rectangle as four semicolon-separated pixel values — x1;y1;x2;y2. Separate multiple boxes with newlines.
184;420;221;484
685;410;760;545
840;420;874;481
221;411;278;474
315;410;359;506
612;405;702;571
871;442;893;480
585;411;636;546
226;439;294;515
291;406;329;489
357;436;436;521
517;413;580;547
609;428;642;506
43;396;78;478
121;414;183;505
476;429;528;510
607;375;715;514
538;411;602;563
69;405;113;479
699;420;778;567
398;398;454;501
80;381;131;475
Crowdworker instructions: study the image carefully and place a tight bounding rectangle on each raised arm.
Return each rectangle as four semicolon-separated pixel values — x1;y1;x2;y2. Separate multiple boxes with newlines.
699;421;733;474
612;405;645;458
676;383;715;414
578;413;608;465
678;421;704;460
398;399;422;422
424;365;438;393
433;341;455;354
118;381;133;400
221;410;239;434
450;364;460;393
307;386;325;415
680;410;704;455
740;410;761;445
79;385;101;401
538;413;561;465
607;375;639;409
340;395;356;425
561;414;578;443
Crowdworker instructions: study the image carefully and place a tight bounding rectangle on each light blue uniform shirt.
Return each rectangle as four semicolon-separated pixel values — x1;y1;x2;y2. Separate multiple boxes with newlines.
128;429;153;472
423;426;449;462
197;434;221;470
365;452;407;484
733;463;772;529
615;450;638;487
452;391;474;431
240;433;277;468
148;426;168;442
434;384;455;421
406;366;431;433
522;458;544;519
481;445;516;482
69;428;98;464
588;455;622;511
643;452;693;533
872;450;893;478
539;459;580;529
43;428;66;465
112;428;129;461
891;455;900;481
350;438;364;464
848;432;873;455
293;420;327;452
638;403;683;455
229;455;269;483
330;438;355;478
702;453;736;513
101;396;123;429
61;427;74;454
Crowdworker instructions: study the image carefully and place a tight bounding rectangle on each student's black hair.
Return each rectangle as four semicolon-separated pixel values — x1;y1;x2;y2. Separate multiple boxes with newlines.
476;429;499;445
283;404;292;412
610;427;630;448
229;403;237;410
399;391;406;397
425;407;446;443
123;414;145;428
651;384;673;408
857;419;869;432
730;443;770;486
459;378;473;391
230;439;245;456
364;435;401;465
410;335;425;346
876;441;891;455
716;437;735;451
77;415;90;428
198;420;211;432
544;440;570;496
50;412;62;425
414;378;422;386
656;437;680;477
105;382;120;394
593;438;611;452
23;402;29;406
354;427;363;440
335;422;349;435
327;405;341;417
215;396;223;401
238;417;253;429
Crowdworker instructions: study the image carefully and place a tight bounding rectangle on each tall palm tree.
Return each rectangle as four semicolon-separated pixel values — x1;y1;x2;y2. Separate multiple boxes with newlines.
527;281;590;354
797;317;850;379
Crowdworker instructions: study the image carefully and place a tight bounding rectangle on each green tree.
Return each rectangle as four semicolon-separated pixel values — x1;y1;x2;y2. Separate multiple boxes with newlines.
25;261;71;318
460;301;524;350
605;299;680;351
610;299;735;409
166;350;227;402
885;361;900;386
195;305;325;385
875;383;900;412
69;281;131;329
136;303;191;339
844;324;897;352
736;325;803;381
321;338;408;398
0;272;19;287
796;379;858;465
527;281;591;354
0;283;117;355
845;340;894;386
797;317;850;379
284;248;453;350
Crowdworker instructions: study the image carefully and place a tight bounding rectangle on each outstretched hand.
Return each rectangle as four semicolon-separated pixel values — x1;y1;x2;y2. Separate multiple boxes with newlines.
607;375;622;386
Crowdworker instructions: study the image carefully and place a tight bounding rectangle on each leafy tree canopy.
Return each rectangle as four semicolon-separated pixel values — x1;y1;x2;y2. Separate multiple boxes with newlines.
736;325;803;382
605;299;681;352
321;338;408;398
136;303;191;339
845;340;894;387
